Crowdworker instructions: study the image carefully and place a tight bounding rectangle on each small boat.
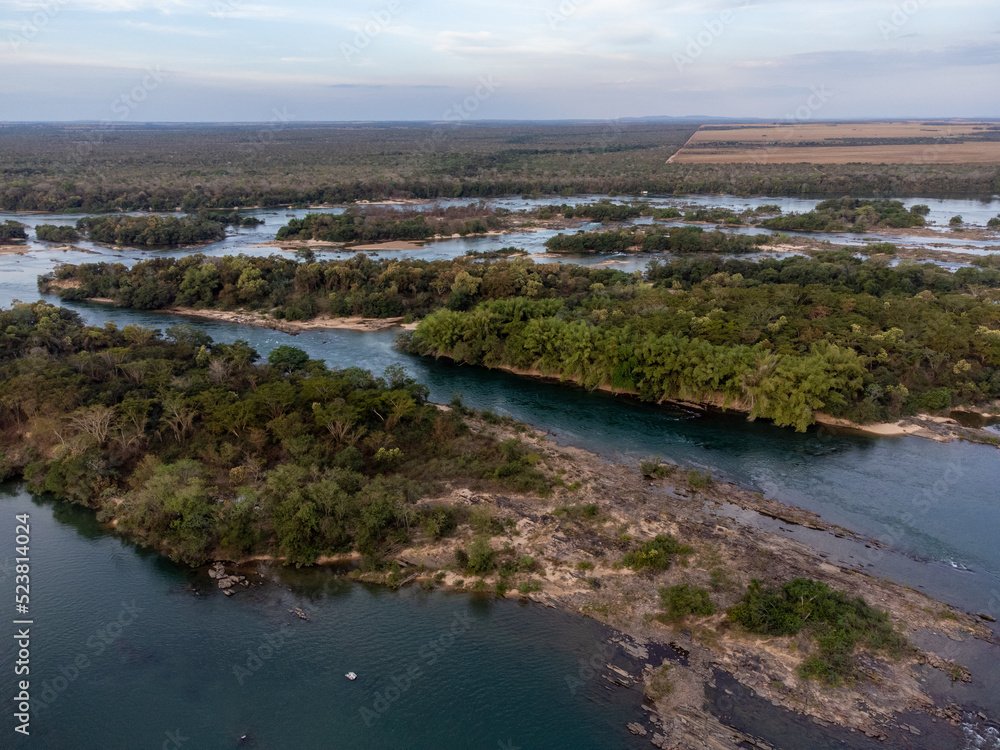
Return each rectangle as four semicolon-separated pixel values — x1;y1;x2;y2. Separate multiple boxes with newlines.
345;672;358;681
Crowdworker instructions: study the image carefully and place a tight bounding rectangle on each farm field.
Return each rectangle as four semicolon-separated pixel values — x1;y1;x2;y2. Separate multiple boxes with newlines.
670;120;1000;164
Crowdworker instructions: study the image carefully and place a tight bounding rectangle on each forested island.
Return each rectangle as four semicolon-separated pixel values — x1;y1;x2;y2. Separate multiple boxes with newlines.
276;205;511;244
41;252;1000;431
760;198;929;232
0;301;549;566
544;225;773;254
0;219;28;243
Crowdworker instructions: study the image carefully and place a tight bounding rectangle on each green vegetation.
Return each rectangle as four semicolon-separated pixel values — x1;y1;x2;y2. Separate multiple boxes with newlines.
76;214;228;247
410;253;1000;429
640;457;676;479
0;220;27;243
622;535;692;572
0;302;550;566
644;665;674;700
557;200;644;222
728;579;910;685
545;225;771;254
42;252;636;319
760;198;927;233
276;205;509;244
659;583;716;619
35;224;81;243
687;470;713;489
47;252;1000;431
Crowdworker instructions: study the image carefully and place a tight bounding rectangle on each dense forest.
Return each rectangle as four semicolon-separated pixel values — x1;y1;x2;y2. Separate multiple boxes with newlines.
545;225;773;254
42;253;1000;430
2;124;999;214
42;253;636;320
275;204;510;244
760;198;928;232
404;254;1000;429
74;213;239;247
0;302;551;566
35;224;81;243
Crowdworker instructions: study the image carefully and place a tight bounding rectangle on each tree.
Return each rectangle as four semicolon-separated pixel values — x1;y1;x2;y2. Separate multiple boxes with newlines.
268;345;310;372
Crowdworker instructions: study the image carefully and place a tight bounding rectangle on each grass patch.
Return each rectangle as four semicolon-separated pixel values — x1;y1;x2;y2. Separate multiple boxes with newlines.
640;456;676;479
728;578;911;686
553;503;600;520
687;470;713;488
644;665;674;701
621;535;693;572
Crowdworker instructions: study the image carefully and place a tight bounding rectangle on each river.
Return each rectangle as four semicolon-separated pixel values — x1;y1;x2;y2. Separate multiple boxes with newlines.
1;195;999;747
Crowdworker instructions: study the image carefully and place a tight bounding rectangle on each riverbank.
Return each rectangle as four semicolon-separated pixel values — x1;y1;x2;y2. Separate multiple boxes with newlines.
204;414;994;749
45;291;420;334
416;351;1000;448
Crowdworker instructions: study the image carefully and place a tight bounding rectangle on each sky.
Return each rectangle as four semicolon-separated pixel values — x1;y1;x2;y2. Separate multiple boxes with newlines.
0;0;998;122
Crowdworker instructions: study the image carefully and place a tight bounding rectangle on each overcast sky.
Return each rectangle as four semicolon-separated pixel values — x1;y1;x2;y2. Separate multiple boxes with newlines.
1;0;998;122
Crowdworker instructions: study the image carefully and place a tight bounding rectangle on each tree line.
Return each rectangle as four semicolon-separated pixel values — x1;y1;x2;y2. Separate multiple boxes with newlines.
43;253;1000;429
545;225;773;254
42;253;636;321
405;255;1000;429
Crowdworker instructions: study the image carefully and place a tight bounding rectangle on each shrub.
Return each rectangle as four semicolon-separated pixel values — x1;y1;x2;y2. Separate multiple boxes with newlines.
727;578;910;685
622;535;692;572
644;665;674;701
659;584;715;619
517;579;542;594
687;470;713;488
465;536;496;574
640;457;675;479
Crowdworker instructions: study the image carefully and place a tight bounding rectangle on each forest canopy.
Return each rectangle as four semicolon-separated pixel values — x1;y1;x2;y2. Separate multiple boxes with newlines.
42;253;1000;430
0;301;550;566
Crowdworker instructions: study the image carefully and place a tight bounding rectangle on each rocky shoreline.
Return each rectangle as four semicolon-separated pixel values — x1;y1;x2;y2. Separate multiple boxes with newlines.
202;416;996;749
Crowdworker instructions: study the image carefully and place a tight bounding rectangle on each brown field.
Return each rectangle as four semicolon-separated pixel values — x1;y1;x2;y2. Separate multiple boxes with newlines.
669;120;1000;164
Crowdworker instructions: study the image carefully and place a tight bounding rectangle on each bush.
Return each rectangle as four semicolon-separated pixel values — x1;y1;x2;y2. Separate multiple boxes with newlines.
622;535;692;572
659;584;715;619
727;578;910;685
517;579;542;594
465;536;495;574
640;457;675;479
